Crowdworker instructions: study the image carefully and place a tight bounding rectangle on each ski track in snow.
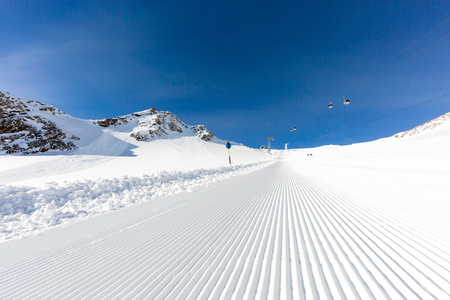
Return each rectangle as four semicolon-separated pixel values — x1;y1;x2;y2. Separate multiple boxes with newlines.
0;156;449;299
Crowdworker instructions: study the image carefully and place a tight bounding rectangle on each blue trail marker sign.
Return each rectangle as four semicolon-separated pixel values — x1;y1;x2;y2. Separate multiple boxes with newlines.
226;141;232;164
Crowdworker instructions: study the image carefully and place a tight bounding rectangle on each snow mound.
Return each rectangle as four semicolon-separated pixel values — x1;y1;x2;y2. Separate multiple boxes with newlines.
0;159;275;241
395;112;450;139
93;108;214;141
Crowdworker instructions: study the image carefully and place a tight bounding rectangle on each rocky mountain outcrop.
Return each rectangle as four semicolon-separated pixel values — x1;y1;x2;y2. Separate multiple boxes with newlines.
395;112;450;138
93;108;214;142
1;91;214;155
0;92;79;154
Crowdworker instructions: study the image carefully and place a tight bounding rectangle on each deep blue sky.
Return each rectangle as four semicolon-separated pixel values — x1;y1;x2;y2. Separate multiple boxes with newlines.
1;0;449;149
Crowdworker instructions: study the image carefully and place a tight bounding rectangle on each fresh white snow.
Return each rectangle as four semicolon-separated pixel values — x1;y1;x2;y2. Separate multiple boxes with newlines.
0;113;449;299
0;134;274;241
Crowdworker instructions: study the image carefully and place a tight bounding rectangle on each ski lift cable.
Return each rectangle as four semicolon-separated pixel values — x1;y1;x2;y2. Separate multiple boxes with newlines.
374;18;450;72
343;17;450;97
330;32;449;108
304;92;450;142
358;32;450;91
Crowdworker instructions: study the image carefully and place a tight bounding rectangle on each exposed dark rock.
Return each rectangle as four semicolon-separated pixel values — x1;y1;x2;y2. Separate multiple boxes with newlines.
395;112;450;138
0;92;79;155
94;117;129;127
94;108;214;142
1;91;215;155
93;108;159;128
193;125;214;141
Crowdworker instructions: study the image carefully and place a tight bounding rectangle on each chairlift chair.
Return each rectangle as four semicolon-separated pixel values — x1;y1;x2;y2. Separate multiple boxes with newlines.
328;102;333;108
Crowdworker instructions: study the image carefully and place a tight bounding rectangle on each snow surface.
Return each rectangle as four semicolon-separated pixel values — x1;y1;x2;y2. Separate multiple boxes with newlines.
0;133;274;240
0;114;449;299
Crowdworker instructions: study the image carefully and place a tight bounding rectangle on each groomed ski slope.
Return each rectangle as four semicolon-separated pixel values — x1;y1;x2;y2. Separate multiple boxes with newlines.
0;136;274;241
0;151;449;299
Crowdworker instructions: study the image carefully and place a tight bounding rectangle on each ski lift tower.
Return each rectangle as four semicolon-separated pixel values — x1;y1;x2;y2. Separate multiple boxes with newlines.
266;136;274;154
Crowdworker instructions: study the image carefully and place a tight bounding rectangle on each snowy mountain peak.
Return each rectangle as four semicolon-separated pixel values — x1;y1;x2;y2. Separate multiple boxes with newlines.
93;109;214;142
0;91;66;117
0;92;79;154
1;92;214;155
394;112;450;139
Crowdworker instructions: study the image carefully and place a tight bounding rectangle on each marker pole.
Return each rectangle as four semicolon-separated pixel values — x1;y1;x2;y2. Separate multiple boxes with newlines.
226;141;232;164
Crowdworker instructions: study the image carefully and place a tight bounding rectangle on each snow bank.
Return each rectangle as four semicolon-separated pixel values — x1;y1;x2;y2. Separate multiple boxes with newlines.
0;158;276;241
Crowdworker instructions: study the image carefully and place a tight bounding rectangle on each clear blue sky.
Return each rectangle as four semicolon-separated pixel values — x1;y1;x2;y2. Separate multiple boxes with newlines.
1;0;449;149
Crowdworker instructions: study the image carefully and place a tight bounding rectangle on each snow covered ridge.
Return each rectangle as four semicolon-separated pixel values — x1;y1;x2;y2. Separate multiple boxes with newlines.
0;92;79;154
1;91;214;155
0;158;275;241
93;108;214;141
395;112;450;138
